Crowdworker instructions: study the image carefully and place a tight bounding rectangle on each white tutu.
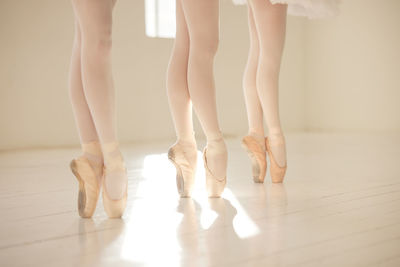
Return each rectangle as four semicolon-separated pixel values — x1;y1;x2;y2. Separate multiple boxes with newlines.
232;0;339;19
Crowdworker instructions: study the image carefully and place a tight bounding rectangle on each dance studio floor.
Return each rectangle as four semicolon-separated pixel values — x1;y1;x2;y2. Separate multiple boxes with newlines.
0;133;399;267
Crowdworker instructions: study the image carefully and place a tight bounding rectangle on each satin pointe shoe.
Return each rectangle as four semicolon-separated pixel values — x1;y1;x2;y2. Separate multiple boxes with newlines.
266;137;287;183
102;165;128;219
241;135;267;183
203;147;226;198
168;143;197;197
70;157;102;218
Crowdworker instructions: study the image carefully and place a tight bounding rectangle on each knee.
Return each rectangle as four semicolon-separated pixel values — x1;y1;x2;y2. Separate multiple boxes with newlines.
167;65;189;97
243;76;257;93
166;83;189;105
172;36;190;58
73;33;82;50
191;33;219;57
72;21;82;49
167;73;187;94
259;55;281;77
83;28;113;54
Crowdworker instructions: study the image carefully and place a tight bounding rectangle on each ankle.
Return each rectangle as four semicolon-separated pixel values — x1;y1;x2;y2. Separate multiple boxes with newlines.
205;131;227;153
177;139;197;149
206;131;224;142
102;142;125;171
177;132;196;146
248;131;266;150
207;138;227;155
268;132;285;145
204;134;228;181
82;141;103;164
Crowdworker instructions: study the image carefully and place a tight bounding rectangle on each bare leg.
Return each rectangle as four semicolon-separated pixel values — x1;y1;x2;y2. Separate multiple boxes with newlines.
182;0;227;180
167;0;197;165
243;6;265;150
71;0;126;199
249;0;287;167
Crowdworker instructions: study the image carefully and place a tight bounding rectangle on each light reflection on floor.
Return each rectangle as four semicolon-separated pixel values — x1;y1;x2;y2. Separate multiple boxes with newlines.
119;151;265;265
223;188;260;239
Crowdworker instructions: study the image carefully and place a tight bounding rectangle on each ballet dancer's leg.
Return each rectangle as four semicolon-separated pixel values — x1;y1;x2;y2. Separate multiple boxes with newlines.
167;0;197;166
181;0;227;180
248;0;287;167
69;19;103;180
243;6;265;150
71;0;126;199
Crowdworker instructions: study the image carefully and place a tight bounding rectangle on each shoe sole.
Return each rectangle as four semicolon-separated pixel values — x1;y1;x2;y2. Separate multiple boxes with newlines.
70;160;93;218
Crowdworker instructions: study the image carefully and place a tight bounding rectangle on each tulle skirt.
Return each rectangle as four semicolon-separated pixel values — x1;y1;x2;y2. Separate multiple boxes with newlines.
232;0;340;19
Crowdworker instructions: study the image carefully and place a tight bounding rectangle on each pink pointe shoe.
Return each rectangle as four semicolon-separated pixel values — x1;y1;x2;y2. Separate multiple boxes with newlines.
241;135;267;183
265;137;287;183
168;143;197;197
102;165;127;218
203;147;226;198
70;157;102;218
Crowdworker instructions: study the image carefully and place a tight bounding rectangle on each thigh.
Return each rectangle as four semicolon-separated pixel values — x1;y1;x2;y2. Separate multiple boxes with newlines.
176;0;189;42
71;0;115;38
181;0;219;44
248;0;287;59
247;4;259;48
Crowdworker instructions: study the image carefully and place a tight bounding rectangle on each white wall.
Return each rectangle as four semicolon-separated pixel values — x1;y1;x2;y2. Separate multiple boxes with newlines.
0;0;398;150
305;0;400;132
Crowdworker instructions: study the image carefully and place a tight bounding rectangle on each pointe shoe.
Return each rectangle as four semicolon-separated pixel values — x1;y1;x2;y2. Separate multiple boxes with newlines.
102;167;127;219
70;157;101;218
241;136;267;183
168;143;197;197
203;148;226;198
266;137;287;183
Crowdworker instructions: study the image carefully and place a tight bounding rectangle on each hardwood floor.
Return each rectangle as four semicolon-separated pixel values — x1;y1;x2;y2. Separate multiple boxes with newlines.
0;133;399;267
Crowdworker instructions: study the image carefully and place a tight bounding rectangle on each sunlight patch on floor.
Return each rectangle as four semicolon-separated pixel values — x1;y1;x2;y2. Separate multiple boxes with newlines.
223;188;260;239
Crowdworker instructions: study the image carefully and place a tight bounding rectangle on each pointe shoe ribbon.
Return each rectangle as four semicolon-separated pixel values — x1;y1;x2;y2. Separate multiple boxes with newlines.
203;148;226;198
265;137;287;183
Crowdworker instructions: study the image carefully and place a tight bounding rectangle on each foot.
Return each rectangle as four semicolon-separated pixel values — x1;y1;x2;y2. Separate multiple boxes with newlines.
266;134;287;183
70;157;101;218
82;141;104;186
102;142;128;200
70;141;104;218
101;142;128;218
205;137;228;181
267;133;287;167
241;135;267;183
203;133;227;197
168;139;197;197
